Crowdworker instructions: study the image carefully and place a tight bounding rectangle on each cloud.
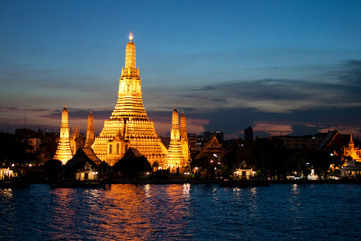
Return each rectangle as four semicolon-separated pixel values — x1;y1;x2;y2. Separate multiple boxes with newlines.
318;126;361;138
0;106;51;112
186;76;361;113
253;122;293;136
42;108;112;121
336;60;361;85
36;107;209;137
2;59;361;139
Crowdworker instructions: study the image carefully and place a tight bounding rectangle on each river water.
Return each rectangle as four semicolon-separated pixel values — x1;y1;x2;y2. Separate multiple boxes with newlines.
0;184;361;240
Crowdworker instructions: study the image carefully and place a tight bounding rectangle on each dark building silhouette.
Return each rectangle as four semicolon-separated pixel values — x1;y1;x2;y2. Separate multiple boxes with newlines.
244;126;253;141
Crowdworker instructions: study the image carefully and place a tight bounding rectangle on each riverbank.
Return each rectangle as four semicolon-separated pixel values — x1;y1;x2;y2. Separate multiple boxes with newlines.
3;176;361;189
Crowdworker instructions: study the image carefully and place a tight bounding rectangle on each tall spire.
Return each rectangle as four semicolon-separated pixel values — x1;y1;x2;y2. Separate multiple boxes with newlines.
54;107;73;164
180;110;190;166
167;108;184;172
85;112;95;148
180;110;187;141
349;133;354;147
92;33;168;166
171;108;180;140
113;32;144;118
121;32;138;78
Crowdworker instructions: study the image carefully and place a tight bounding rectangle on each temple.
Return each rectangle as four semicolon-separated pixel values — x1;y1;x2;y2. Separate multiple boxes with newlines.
166;109;186;172
83;112;101;164
343;133;361;162
54;107;73;165
180;110;190;165
53;34;190;172
92;33;168;166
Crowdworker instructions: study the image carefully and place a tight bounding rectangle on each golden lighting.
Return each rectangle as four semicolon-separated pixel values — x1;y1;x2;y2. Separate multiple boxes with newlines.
233;168;256;180
0;168;17;180
54;107;73;165
166;109;185;172
343;133;361;164
92;34;168;166
55;34;190;171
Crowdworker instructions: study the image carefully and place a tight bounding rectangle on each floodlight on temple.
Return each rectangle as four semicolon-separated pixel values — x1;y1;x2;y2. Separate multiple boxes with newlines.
166;108;188;172
54;107;73;165
92;34;168;166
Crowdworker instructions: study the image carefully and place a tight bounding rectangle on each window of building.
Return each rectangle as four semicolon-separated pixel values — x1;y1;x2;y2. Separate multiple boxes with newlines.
109;144;112;154
117;143;120;154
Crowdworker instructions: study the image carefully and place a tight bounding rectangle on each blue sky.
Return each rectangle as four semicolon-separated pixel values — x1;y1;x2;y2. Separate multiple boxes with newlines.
1;0;361;137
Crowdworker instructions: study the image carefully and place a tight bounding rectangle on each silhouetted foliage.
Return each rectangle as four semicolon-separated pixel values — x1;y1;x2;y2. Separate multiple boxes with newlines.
43;159;63;183
113;148;151;177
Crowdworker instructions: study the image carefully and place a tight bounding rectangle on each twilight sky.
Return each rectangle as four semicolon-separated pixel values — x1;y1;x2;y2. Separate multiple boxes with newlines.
1;0;361;138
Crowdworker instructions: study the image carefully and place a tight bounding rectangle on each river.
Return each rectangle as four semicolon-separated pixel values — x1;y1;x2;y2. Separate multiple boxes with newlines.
1;184;361;240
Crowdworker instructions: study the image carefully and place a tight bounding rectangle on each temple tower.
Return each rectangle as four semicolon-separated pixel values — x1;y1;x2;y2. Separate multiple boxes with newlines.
349;133;354;148
54;107;73;165
343;132;361;163
180;110;190;166
85;112;95;148
166;109;185;172
70;128;83;154
83;112;101;164
92;33;167;166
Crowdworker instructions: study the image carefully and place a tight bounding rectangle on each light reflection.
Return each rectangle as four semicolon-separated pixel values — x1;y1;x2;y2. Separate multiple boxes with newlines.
32;185;194;240
183;183;190;199
144;184;151;198
49;188;77;240
0;188;13;199
103;184;152;241
292;184;299;195
164;184;191;236
248;187;258;215
232;187;242;198
250;187;257;196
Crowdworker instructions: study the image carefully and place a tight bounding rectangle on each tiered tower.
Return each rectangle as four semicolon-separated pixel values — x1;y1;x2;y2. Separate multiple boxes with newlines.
70;127;83;154
83;112;101;164
85;112;95;148
180;110;190;167
344;133;361;163
166;109;186;172
92;33;167;166
54;107;73;165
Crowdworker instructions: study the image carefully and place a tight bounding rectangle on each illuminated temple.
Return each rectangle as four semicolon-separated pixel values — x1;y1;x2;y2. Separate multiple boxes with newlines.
92;33;169;167
166;109;185;172
180;110;190;165
166;109;190;172
54;107;73;165
53;33;190;171
343;133;361;163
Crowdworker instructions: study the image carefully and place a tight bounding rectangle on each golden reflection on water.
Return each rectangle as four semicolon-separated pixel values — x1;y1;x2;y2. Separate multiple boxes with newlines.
2;184;359;240
164;184;191;239
0;188;13;200
250;187;257;196
49;188;78;240
102;184;152;241
183;183;190;199
144;184;151;198
292;184;299;195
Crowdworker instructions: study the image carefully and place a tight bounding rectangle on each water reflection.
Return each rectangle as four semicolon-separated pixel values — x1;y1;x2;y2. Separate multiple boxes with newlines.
250;187;257;196
144;184;151;198
183;183;190;198
0;188;13;200
292;184;299;195
1;184;361;241
102;184;152;241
